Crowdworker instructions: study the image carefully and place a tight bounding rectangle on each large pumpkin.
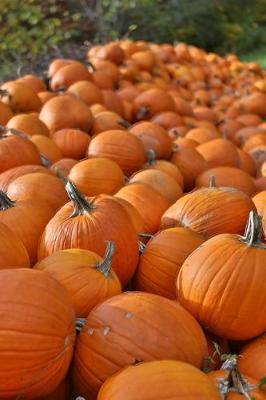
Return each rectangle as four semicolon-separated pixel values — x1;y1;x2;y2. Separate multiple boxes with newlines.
72;292;208;398
67;80;103;106
135;227;204;298
161;178;255;238
7;113;49;137
0;164;52;192
0;268;75;398
0;81;42;112
0;222;30;269
68;158;125;196
97;360;221;400
177;211;266;340
38;181;139;286
87;130;146;176
35;241;121;318
196;138;239;168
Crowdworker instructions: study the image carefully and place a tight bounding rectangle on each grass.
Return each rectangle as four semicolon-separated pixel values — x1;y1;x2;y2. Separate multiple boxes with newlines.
241;48;266;68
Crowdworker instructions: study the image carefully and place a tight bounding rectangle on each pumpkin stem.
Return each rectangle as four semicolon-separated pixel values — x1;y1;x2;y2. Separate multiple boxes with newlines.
97;241;116;277
139;241;146;253
138;232;154;239
243;211;264;246
137;106;149;120
65;180;95;216
76;318;86;332
0;191;15;210
86;61;96;72
209;175;216;188
118;119;131;129
40;153;52;167
171;128;179;139
146;149;157;164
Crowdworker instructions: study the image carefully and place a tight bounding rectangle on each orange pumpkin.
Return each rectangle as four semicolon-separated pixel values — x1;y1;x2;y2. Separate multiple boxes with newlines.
102;89;125;117
135;227;204;298
72;292;208;398
0;101;13;125
0;80;42;112
51;158;77;177
50;61;92;90
97;360;220;400
237;148;257;176
87;130;146;176
68;158;125;196
186;127;221;144
133;88;176;120
7;113;49;137
31;135;62;163
129;121;172;159
91;111;129;136
35;242;121;317
0;164;52;192
38;182;139;286
67;80;104;106
144;158;184;188
52;129;90;160
17;74;46;93
0;268;75;398
151;111;183;130
197;138;239;168
0;222;30;269
238;335;266;381
177;211;266;340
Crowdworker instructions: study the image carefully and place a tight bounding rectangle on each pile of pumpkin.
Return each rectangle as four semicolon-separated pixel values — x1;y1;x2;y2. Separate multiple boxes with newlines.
0;39;265;399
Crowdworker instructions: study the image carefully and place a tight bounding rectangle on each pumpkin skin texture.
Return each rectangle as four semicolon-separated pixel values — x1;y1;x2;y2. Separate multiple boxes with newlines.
87;130;146;176
114;197;146;235
195;167;256;197
135;227;204;299
238;335;266;381
72;292;208;398
0;101;13;125
0;134;41;174
237;148;257;177
7;172;68;211
133;88;176;120
116;182;170;233
130;169;182;204
160;184;255;238
0;191;54;265
0;222;30;269
39;95;93;134
0;81;42;113
38;183;139;286
51;158;77;177
68;158;125;196
7;113;49;137
129;121;172;159
31;135;63;163
170;146;207;191
253;191;266;237
50;62;92;91
35;243;122;318
0;268;75;399
97;360;221;400
91;111;128;136
0;164;53;192
145;159;184;188
67;80;104;106
177;212;266;340
197;138;239;168
52;129;91;160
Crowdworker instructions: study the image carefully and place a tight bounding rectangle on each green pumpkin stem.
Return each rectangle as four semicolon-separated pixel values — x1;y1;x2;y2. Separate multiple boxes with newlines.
118;119;131;129
65;180;95;216
243;211;263;246
97;241;116;277
209;175;216;188
40;153;52;167
0;191;15;210
137;106;149;120
146;149;157;165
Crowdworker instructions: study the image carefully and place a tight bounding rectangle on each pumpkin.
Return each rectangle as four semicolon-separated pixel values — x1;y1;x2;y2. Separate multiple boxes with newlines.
144;158;184;188
31;135;62;163
39;95;93;134
196;167;256;197
102;90;125;117
117;86;140;102
47;59;74;78
0;222;30;269
161;177;255;238
236;113;262;126
67;80;104;106
38;181;139;286
170;146;207;191
237;148;257;176
243;132;266;152
248;145;266;168
0;268;75;398
7;113;49;137
177;211;266;340
97;360;221;400
72;292;208;398
238;92;266;117
129;121;172;159
193;106;218;124
51;158;78;178
96;42;125;65
169;94;193;116
52;129;90;160
91;59;120;85
186;127;221;144
38;91;57;104
0;191;54;264
129;169;182;204
17;74;46;93
133;88;176;120
37;379;71;400
197;138;239;168
173;137;198;149
234;127;265;147
50;61;92;90
35;241;121;318
68;158;124;196
92;71;114;90
0;132;41;173
238;335;266;381
7;172;68;211
87;130;146;176
252;191;266;237
91;111;129;136
116;182;170;233
0;164;52;192
114;197;146;235
151;111;183;130
131;50;156;70
135;227;204;298
0;101;13;125
0;81;42;112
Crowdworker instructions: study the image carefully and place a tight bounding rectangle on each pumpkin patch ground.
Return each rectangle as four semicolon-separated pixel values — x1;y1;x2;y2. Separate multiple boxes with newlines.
0;39;266;399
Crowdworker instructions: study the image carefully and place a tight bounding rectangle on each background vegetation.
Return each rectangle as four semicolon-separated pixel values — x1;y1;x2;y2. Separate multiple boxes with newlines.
1;0;266;79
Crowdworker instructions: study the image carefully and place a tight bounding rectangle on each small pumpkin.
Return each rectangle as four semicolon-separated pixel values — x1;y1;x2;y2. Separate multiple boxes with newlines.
133;88;176;120
0;101;13;125
0;80;42;113
51;158;77;178
67;80;104;106
238;335;266;381
31;135;62;163
197;138;239;168
144;157;184;188
50;61;92;91
35;241;121;318
52;129;91;160
91;111;129;136
7;113;49;137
